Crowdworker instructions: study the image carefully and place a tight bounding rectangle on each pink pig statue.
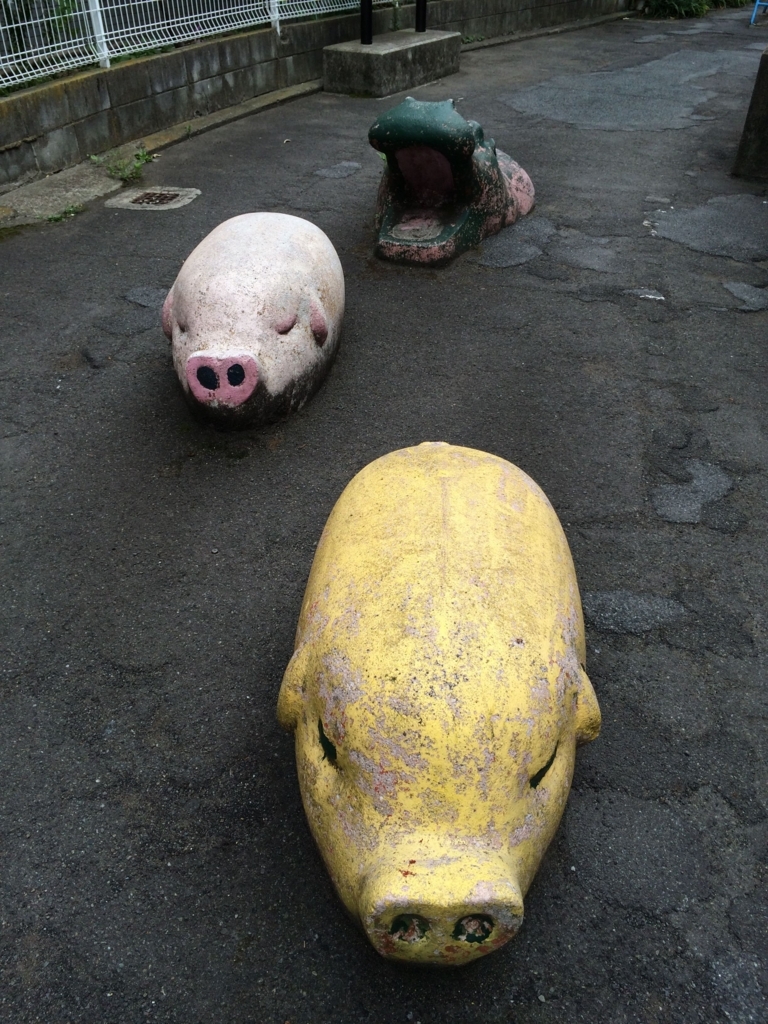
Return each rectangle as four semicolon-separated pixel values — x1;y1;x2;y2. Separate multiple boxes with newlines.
163;213;345;426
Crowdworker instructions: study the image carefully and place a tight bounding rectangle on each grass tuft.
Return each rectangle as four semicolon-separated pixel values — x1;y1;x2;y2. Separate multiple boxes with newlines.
47;203;84;222
91;144;155;183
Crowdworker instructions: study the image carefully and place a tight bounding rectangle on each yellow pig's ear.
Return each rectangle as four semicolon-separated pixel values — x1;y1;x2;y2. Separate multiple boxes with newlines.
277;645;309;731
574;668;601;745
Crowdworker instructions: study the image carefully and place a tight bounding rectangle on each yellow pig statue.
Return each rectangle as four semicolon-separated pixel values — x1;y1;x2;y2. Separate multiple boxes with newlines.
278;442;600;965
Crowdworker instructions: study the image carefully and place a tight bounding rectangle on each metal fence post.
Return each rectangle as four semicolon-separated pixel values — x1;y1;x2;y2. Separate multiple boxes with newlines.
415;0;426;31
87;0;110;67
360;0;372;44
268;0;281;37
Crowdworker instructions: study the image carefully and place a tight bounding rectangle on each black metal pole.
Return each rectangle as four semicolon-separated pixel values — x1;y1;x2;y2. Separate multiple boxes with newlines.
415;0;427;32
360;0;372;43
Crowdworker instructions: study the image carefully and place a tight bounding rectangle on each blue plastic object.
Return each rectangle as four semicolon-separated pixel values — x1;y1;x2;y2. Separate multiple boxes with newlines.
750;0;768;25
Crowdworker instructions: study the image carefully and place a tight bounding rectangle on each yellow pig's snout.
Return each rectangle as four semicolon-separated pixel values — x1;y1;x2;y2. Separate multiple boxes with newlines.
358;851;524;965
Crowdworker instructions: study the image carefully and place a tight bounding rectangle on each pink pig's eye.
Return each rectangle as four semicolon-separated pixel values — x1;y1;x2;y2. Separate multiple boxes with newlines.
276;313;298;335
529;743;558;789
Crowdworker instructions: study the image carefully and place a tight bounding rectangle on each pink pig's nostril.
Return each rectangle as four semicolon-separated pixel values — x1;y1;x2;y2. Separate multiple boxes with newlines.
186;353;258;407
196;365;219;390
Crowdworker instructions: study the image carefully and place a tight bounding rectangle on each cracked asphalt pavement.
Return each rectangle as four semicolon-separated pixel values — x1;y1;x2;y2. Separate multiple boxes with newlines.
1;9;767;1023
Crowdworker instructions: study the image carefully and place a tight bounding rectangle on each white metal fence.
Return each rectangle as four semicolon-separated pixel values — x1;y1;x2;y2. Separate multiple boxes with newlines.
0;0;387;87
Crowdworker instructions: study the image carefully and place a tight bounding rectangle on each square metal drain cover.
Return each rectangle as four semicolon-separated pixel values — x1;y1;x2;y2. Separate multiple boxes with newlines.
106;187;200;210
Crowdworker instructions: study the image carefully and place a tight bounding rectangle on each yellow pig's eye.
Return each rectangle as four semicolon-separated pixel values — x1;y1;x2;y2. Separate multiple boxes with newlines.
318;718;339;768
529;743;558;789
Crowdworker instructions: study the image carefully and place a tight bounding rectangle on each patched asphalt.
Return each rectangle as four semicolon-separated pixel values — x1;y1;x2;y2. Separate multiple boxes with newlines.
1;9;767;1023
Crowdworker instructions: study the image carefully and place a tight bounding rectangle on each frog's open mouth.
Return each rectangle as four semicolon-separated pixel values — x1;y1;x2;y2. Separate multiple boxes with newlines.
379;141;469;247
369;97;534;265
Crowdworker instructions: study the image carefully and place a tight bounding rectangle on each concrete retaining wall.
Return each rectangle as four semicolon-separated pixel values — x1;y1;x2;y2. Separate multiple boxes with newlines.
0;0;627;188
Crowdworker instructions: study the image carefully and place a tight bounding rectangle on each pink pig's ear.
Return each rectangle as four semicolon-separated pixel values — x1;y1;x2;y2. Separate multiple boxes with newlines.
574;668;601;745
161;287;174;341
277;644;310;731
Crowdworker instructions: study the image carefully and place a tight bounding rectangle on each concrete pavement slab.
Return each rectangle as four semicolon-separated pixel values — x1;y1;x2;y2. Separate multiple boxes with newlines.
0;159;121;222
649;193;768;259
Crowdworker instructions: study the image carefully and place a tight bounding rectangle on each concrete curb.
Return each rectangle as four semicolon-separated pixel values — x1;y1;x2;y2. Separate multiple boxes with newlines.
461;9;638;50
114;80;323;159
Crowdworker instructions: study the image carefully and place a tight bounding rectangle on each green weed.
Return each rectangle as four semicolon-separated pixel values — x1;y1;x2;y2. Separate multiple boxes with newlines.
92;144;156;183
47;203;84;222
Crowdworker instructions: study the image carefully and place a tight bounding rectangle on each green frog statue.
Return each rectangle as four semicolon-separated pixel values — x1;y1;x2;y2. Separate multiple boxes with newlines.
369;97;535;265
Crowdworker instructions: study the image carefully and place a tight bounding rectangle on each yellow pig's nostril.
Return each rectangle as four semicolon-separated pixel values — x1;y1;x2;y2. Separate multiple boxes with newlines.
453;915;494;943
389;915;430;942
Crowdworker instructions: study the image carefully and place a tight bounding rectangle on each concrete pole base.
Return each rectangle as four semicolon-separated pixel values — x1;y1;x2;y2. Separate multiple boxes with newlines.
323;29;461;98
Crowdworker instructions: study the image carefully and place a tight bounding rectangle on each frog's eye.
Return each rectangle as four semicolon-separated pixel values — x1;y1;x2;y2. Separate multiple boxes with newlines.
530;743;558;789
318;718;339;767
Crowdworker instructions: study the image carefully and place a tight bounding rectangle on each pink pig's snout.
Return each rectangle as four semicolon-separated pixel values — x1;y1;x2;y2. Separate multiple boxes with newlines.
186;353;258;408
359;856;524;965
